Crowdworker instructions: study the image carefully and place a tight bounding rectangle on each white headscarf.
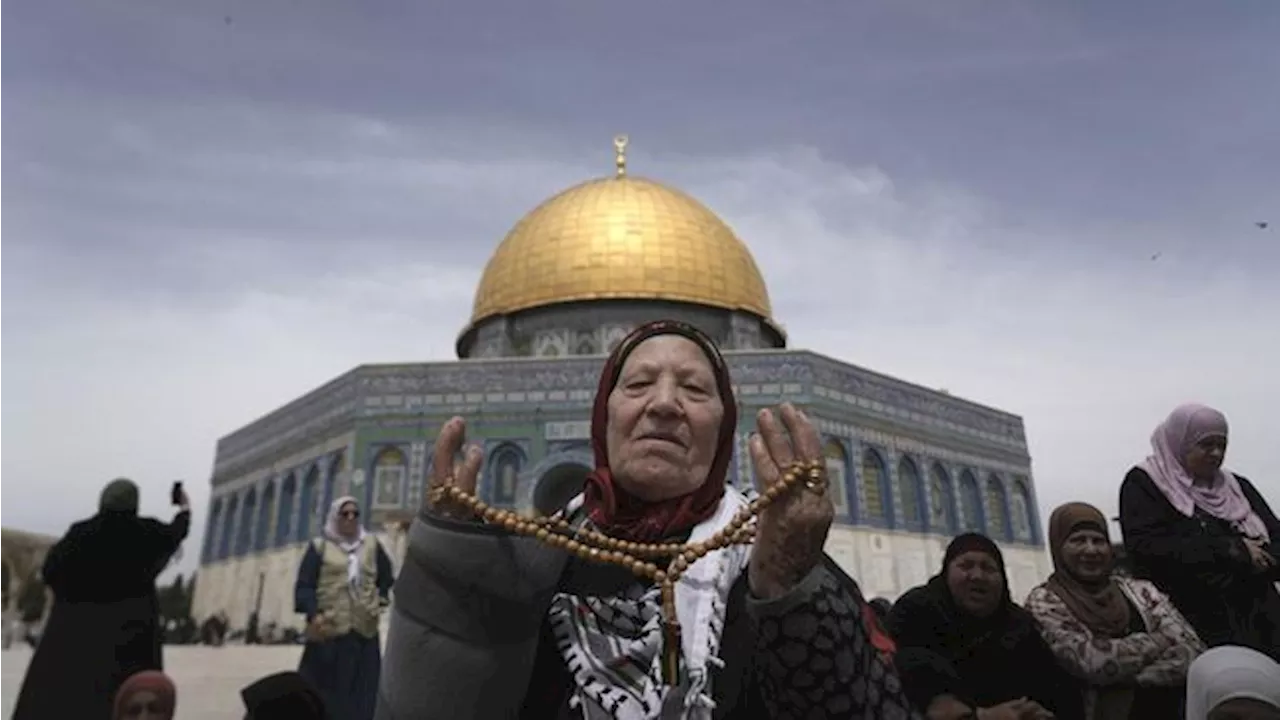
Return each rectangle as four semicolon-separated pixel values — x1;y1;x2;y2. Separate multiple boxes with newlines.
1186;646;1280;719
323;496;367;593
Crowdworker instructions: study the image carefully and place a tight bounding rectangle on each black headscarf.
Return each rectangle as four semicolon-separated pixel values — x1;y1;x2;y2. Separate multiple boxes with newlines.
99;478;139;515
887;533;1079;715
915;533;1029;655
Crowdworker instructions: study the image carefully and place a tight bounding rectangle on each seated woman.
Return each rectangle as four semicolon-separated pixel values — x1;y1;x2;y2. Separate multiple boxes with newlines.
376;320;919;719
1185;646;1280;720
1119;403;1280;660
1026;502;1204;719
887;533;1082;720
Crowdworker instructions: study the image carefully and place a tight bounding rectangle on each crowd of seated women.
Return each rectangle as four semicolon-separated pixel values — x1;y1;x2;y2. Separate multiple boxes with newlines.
882;402;1280;720
71;395;1280;720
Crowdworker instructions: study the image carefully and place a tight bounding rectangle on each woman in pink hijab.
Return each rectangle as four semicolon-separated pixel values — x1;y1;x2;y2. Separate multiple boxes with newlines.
1119;403;1280;661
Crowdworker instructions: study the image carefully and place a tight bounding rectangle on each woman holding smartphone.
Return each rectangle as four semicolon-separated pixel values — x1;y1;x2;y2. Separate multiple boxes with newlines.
13;478;191;719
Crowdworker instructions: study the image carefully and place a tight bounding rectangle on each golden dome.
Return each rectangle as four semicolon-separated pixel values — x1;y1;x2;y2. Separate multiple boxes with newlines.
466;138;773;328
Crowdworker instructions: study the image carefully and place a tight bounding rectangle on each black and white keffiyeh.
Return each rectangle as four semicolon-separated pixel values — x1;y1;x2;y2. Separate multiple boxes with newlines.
548;487;752;720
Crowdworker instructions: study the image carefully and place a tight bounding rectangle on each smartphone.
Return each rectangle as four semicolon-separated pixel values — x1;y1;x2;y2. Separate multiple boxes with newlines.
171;481;184;506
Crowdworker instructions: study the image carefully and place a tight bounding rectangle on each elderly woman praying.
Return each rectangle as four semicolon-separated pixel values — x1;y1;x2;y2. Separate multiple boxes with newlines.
376;320;918;719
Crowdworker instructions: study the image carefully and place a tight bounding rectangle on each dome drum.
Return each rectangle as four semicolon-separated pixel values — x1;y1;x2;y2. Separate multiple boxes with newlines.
457;299;786;359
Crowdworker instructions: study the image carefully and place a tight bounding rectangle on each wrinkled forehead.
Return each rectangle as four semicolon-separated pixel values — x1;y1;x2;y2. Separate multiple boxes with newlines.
616;334;717;380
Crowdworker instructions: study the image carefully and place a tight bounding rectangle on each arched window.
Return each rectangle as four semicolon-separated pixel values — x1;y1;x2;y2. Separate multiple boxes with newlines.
1011;476;1035;543
254;483;275;553
861;448;893;523
323;451;344;517
533;462;592;515
202;498;223;564
603;326;627;354
372;447;407;508
959;470;983;532
235;488;257;556
275;474;296;547
218;495;237;560
928;463;956;533
823;440;850;517
574;334;597;355
985;473;1011;540
490;447;523;507
296;468;319;542
897;457;925;528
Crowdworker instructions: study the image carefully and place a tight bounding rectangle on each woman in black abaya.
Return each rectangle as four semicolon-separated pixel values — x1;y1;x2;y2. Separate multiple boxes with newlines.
887;533;1082;720
13;478;191;720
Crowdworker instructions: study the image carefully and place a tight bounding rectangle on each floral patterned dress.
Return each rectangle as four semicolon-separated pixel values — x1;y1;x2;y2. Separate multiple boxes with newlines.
1025;575;1204;719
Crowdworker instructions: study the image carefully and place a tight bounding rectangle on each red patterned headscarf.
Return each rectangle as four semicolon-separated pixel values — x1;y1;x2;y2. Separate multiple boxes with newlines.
581;320;738;542
114;670;176;720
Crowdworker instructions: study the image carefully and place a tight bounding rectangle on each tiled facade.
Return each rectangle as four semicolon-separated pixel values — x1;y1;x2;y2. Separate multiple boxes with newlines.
193;342;1047;630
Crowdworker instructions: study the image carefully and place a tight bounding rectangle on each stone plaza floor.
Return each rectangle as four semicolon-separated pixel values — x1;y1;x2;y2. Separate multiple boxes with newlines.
2;645;305;719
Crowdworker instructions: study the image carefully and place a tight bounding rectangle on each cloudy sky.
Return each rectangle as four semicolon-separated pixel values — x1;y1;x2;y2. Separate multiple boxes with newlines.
3;0;1277;579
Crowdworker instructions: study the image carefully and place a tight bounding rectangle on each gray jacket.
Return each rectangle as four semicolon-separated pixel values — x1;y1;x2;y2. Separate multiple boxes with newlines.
375;510;920;719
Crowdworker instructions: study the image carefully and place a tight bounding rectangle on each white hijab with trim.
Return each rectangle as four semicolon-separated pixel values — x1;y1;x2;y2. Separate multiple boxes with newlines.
323;495;368;592
1186;645;1280;719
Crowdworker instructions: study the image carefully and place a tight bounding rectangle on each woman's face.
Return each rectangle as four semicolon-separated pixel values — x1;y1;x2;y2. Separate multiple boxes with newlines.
1184;434;1227;482
1209;698;1280;720
945;550;1004;618
336;502;360;537
605;335;724;502
119;690;170;720
1059;527;1112;585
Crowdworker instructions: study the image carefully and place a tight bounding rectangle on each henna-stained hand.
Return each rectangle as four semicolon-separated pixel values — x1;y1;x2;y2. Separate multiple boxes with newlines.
423;416;484;521
747;403;834;600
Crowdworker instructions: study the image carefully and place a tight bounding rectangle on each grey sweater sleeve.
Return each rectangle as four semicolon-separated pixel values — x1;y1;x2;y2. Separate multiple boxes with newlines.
375;511;568;720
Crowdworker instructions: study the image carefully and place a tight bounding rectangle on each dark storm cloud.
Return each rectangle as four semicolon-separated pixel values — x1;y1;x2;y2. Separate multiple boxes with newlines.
1;91;590;305
4;0;1277;315
7;0;1278;238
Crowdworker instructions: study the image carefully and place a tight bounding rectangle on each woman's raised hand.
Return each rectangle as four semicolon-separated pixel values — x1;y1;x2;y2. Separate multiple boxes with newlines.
423;416;485;520
747;403;835;600
1244;538;1277;573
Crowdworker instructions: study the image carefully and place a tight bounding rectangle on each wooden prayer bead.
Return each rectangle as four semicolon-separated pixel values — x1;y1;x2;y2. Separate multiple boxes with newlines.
426;458;826;686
